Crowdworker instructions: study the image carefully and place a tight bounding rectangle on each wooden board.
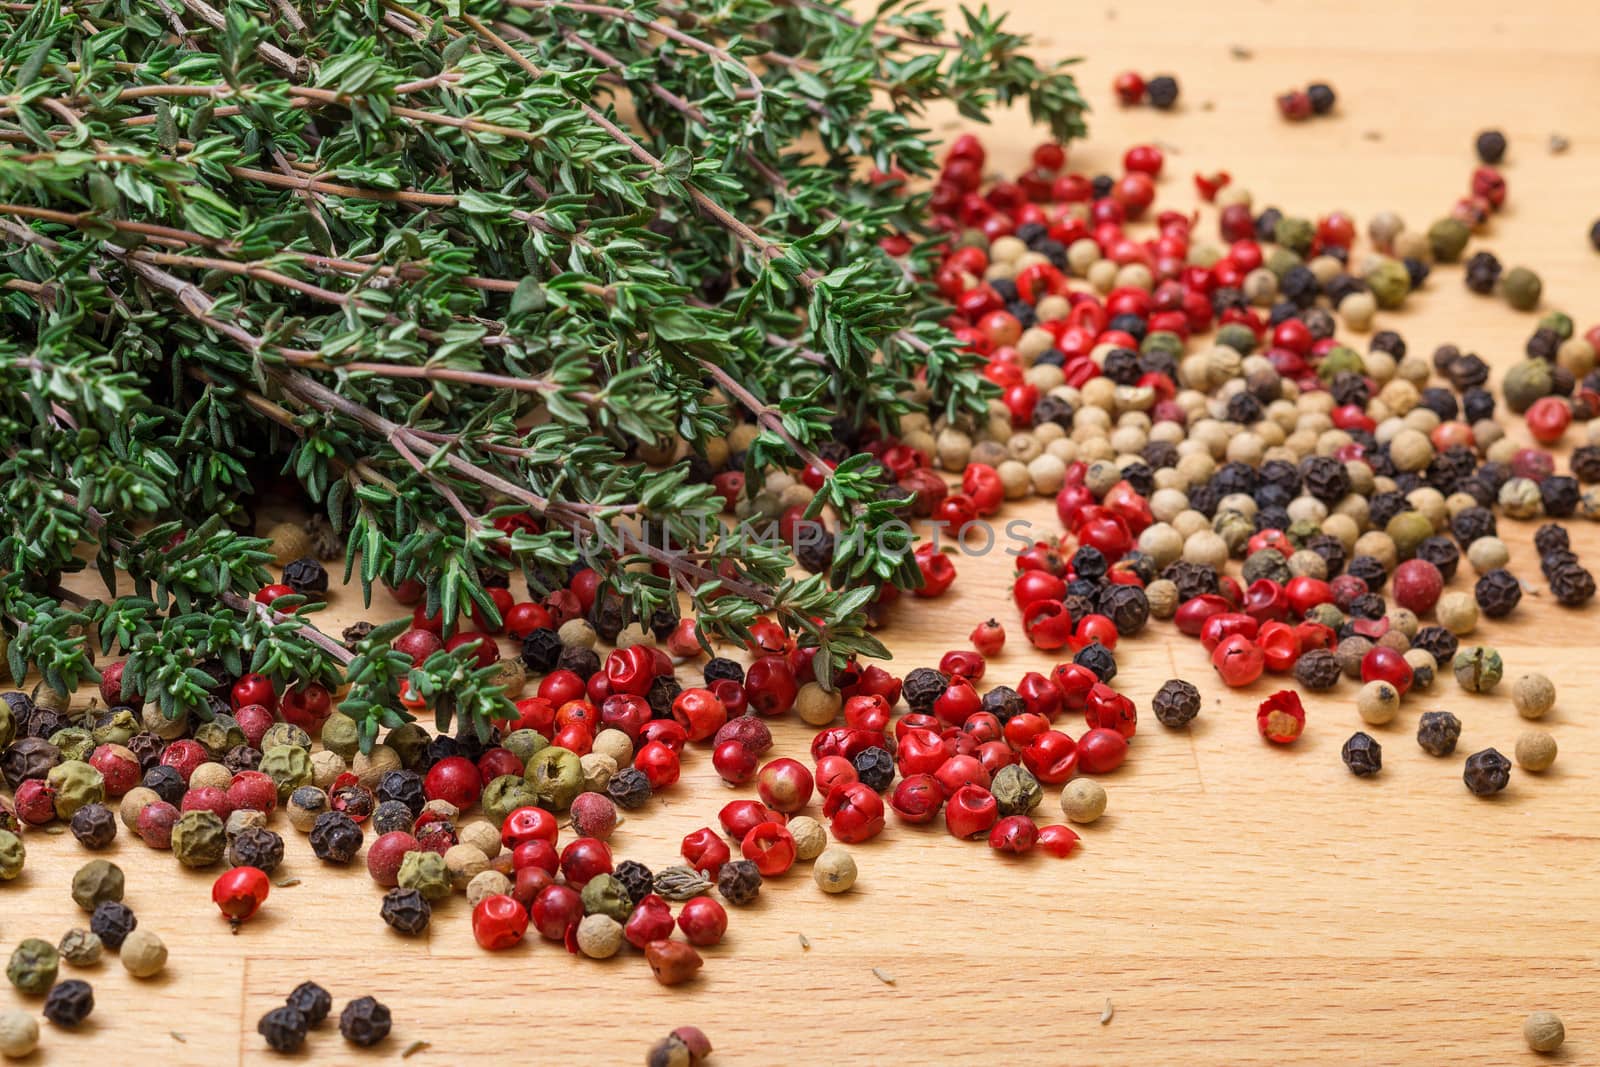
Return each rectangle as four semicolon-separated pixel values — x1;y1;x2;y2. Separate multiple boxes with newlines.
7;0;1600;1062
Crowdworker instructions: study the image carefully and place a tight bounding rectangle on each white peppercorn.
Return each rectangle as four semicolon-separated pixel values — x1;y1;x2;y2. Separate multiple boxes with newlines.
0;1010;39;1059
785;815;827;861
119;929;167;978
813;847;857;893
576;914;624;959
1061;779;1107;824
1512;673;1556;719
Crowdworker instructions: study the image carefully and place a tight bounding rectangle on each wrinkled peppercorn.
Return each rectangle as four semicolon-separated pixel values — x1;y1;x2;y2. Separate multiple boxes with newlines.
281;557;328;594
614;859;655;905
851;747;895;792
1474;568;1522;617
228;827;285;873
142;764;186;806
258;1006;309;1052
647;675;682;720
223;744;262;774
1475;129;1507;164
371;801;414;836
1541;476;1579;517
287;981;332;1026
339;997;392;1047
43;979;94;1027
1300;456;1351;504
376;770;426;816
3;737;59;789
381;886;432;935
716;859;762;905
520;628;563;673
1463;748;1512;796
1098;584;1150;636
1411;626;1459;666
1534;524;1571;557
125;733;165;771
1151;679;1201;727
70;803;118;849
902;668;948;715
1347;593;1387;621
90;900;136;949
1548;563;1596;606
1570;446;1600;483
1305;534;1347;576
556;645;601;681
309;811;364;864
1072;642;1117;683
796;530;835;574
1341;732;1382;777
1162;561;1219;602
1415;711;1462;757
980;685;1026;722
1451;507;1497;546
1414;537;1461;582
1294;648;1343;690
606;767;652;810
1464;251;1502;295
703;658;744;686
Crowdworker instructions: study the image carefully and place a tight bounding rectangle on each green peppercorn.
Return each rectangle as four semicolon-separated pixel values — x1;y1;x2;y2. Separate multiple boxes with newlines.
259;744;314;801
499;728;548;766
990;764;1043;816
1501;359;1553;414
71;859;125;911
1364;258;1411;310
1386;511;1435;559
7;938;59;995
193;718;245;757
581;873;634;923
396;850;451;902
0;830;23;881
91;708;139;747
1427;217;1471;262
57;929;102;967
1315;346;1365;381
1452;646;1504;693
524;746;583;810
171;809;227;868
1274;216;1315;256
1215;322;1257;355
1503;266;1542;311
260;723;313;752
47;759;105;820
1539;310;1574;339
0;699;14;751
480;773;540;826
318;713;361;761
49;727;93;762
1264;246;1304;280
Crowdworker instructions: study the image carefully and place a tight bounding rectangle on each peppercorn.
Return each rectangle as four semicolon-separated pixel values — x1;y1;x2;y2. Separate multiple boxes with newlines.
813;846;858;894
703;657;744;686
309;810;364;864
1143;74;1179;108
1453;646;1503;693
902;668;948;715
0;828;22;881
1472;128;1506;164
1305;81;1336;114
1060;778;1107;824
1548;562;1596;605
1462;250;1501;295
614;859;655;905
518;628;562;673
985;764;1040;817
1356;681;1400;726
1143;678;1199;727
606;767;653;810
120;928;167;978
70;802;118;849
7;939;58;995
339;996;392;1047
716;858;762;905
1474;568;1522;617
1503;266;1541;311
258;1006;309;1052
981;685;1026;723
580;873;634;922
1410;711;1460;758
55;929;100;968
171;809;227;868
42;979;93;1027
1098;584;1150;636
851;747;895;792
574;914;624;959
1462;748;1511;796
1521;1010;1564;1053
1513;729;1558;773
397;849;451;901
1511;672;1556;719
70;858;124;912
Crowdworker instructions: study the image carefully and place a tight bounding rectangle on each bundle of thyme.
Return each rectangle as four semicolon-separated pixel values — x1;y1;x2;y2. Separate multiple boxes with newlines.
0;0;1083;744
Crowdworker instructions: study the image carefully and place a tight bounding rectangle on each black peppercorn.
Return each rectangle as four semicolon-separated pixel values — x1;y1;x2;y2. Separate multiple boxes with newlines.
1072;641;1117;683
1151;679;1201;728
795;529;835;574
223;744;262;774
1538;550;1579;580
43;979;94;1027
376;770;426;816
1101;347;1142;385
1464;251;1502;295
1461;387;1495;424
646;675;682;721
1145;74;1179;109
2;737;59;789
1450;506;1497;546
1547;562;1596;606
1097;584;1150;637
1366;491;1410;529
339;996;392;1047
141;764;186;806
1540;475;1579;518
229;827;286;873
1341;732;1382;777
1061;593;1097;626
1475;568;1522;617
1305;534;1347;576
1591;217;1600;253
588;593;627;643
902;668;948;715
717;858;762;905
703;658;744;686
371;801;415;836
1294;648;1343;690
70;803;118;849
90;900;137;949
125;732;165;772
1463;748;1512;796
1032;394;1074;429
556;645;601;681
1475;129;1507;164
1306;82;1336;114
25;706;69;740
258;1006;310;1052
606;767;653;810
309;810;364;864
1416;711;1462;757
1300;455;1351;504
1348;593;1388;621
281;556;329;594
341;621;374;650
1346;555;1387;591
1411;626;1459;667
1526;327;1561;362
520;628;563;673
287;981;333;1026
1281;265;1319;308
980;685;1025;723
851;747;895;792
1330;371;1371;409
1162;560;1219;602
613;859;655;905
1534;523;1571;558
380;886;432;935
1414;537;1460;582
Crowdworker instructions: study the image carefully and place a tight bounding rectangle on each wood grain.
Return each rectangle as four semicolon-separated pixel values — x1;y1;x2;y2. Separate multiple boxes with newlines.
7;0;1600;1062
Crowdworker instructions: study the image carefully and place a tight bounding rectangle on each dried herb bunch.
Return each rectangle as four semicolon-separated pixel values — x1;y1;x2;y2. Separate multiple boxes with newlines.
0;0;1084;744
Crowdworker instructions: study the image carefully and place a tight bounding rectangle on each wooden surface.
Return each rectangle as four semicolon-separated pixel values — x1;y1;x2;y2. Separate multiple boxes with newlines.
8;0;1600;1062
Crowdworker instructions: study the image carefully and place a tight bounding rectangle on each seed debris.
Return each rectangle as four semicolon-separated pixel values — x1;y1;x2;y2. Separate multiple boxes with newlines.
797;933;810;950
273;877;301;888
171;1032;187;1043
1229;45;1253;60
1100;998;1115;1025
872;967;896;985
402;1040;431;1058
1549;133;1570;154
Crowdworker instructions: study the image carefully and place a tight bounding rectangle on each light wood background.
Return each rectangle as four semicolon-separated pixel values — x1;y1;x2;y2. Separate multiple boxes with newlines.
7;0;1600;1062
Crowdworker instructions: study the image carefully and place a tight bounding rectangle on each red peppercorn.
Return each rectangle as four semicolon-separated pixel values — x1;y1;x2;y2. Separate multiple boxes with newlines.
633;740;681;790
278;682;332;733
1113;71;1146;105
1076;727;1128;773
813;755;858;797
1256;690;1306;744
89;745;142;798
680;827;731;879
1123;144;1164;176
503;601;554;641
1021;730;1079;783
1084;683;1137;738
1277;90;1313;121
744;655;799;716
1036;824;1081;857
932;678;982;728
559;837;613;888
718;799;784;841
423;756;483;810
989;814;1038;854
914;543;957;597
501;806;558;850
944;784;999;839
212;865;270;926
938;649;985;682
531;883;584;942
392;628;443;667
741;821;798;875
1212;633;1265;687
969;618;1005;657
468;586;516;633
822;782;886;843
1361;645;1414;695
160;739;207;784
225;771;278;814
1050;662;1098;712
443;631;499;669
13;780;56;826
254;583;294;606
1392;559;1444;615
668;687;727;743
755;757;813;814
472;893;529;950
512;840;559;876
890;774;944;823
710;740;757;785
1022;598;1073;651
1526;396;1571;444
677;896;728;947
1017;672;1063;719
230;673;276;713
1256;621;1302;674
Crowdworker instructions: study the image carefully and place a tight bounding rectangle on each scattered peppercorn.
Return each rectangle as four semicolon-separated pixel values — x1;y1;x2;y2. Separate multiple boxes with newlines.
1474;568;1522;617
1341;732;1382;777
42;979;94;1027
716;859;762;905
1524;1011;1565;1052
258;1006;309;1052
1462;748;1512;796
1145;75;1179;109
339;996;392;1047
281;557;329;594
57;929;102;967
1306;82;1336;114
309;810;364;863
70;802;118;849
381;887;433;936
1515;730;1558;772
119;929;168;978
6;939;59;995
286;981;333;1026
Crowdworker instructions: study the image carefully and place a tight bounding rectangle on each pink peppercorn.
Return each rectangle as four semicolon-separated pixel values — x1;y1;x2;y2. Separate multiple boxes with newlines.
137;800;180;848
160;739;208;783
366;831;421;888
1391;559;1444;615
180;787;233;820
